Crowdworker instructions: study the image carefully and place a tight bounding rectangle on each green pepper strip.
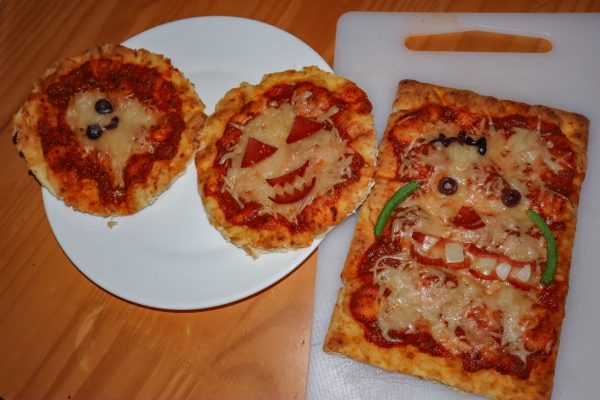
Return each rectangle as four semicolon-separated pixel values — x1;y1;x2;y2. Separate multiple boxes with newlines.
374;181;420;237
527;209;558;286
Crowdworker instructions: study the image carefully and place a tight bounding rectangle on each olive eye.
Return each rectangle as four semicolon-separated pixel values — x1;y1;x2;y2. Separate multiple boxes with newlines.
502;188;521;207
86;123;103;139
95;98;113;115
438;177;458;195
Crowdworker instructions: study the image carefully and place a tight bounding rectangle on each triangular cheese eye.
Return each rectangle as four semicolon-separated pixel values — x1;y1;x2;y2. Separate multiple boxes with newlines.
241;137;278;168
286;116;327;144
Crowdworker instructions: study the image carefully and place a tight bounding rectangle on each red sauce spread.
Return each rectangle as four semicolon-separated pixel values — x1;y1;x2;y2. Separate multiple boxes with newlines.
205;81;368;232
40;59;184;210
351;231;561;379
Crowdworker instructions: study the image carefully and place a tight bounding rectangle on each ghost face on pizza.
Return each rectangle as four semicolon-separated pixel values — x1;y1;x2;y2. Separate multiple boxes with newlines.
13;44;206;216
196;67;376;256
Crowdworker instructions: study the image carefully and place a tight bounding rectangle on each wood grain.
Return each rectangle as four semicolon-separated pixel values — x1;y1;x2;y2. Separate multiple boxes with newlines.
1;1;598;399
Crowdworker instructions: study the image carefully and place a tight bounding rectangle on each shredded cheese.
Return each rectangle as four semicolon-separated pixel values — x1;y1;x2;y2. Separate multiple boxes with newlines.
374;260;536;362
66;89;157;187
371;116;563;364
221;102;352;220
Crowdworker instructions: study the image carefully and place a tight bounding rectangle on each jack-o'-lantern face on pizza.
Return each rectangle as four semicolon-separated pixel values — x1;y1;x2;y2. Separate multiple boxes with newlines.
219;86;354;220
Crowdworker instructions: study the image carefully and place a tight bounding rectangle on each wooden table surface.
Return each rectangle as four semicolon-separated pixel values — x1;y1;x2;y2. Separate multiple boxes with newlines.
1;1;598;399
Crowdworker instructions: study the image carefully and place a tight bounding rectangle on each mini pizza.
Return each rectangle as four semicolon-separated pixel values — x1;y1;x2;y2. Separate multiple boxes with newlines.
13;44;206;216
195;67;376;256
324;80;588;399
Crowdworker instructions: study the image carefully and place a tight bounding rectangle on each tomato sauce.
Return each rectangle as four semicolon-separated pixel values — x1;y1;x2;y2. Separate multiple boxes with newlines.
40;59;184;210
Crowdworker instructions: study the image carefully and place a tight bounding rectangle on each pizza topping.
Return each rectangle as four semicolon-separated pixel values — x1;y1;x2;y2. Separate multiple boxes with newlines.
371;257;540;364
374;181;420;237
105;116;119;130
514;264;532;283
241;137;278;168
286;115;327;143
501;188;521;207
220;98;354;221
495;262;512;281
438;176;458;195
472;257;496;276
269;177;316;204
86;123;103;139
444;242;464;264
429;131;487;155
266;160;309;187
452;206;485;229
95;98;113;115
527;209;558;286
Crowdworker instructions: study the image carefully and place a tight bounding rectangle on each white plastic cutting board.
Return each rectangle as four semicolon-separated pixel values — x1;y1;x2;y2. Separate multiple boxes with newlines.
308;12;600;400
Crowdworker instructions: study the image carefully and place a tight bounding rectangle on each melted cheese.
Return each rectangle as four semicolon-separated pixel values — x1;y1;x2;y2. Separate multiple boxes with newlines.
221;101;352;219
399;123;550;263
374;255;536;361
373;116;566;364
66;89;158;187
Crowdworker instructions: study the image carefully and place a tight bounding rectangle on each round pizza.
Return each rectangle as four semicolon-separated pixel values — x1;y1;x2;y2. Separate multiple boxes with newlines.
13;44;206;216
195;67;377;256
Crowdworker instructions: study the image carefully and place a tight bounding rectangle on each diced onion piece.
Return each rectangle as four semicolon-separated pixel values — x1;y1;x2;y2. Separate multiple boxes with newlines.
421;236;440;252
391;218;402;235
496;262;512;281
473;257;497;276
444;242;464;264
515;265;532;282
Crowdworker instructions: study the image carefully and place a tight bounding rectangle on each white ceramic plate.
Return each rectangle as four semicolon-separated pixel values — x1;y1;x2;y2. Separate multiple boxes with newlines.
42;16;332;310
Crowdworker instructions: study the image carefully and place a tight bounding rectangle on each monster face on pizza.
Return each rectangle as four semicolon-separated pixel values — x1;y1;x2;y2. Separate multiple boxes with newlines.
325;80;589;400
196;67;376;256
13;44;206;216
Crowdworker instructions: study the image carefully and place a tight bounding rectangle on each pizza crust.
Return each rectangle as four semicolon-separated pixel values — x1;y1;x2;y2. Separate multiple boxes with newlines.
196;67;376;256
13;44;206;216
324;80;589;399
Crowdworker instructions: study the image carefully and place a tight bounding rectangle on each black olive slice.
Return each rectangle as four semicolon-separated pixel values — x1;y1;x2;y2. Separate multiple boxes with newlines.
502;188;521;207
438;177;458;195
104;116;119;130
476;137;487;155
95;99;113;115
86;124;103;139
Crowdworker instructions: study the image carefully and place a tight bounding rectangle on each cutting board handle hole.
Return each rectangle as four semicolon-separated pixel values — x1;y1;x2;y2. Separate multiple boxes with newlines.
404;30;552;53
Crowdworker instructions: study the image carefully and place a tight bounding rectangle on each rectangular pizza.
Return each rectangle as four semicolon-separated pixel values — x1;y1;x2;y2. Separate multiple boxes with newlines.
323;80;589;399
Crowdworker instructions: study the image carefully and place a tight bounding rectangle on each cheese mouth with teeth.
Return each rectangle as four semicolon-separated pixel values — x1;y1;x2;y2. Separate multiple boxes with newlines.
220;97;354;220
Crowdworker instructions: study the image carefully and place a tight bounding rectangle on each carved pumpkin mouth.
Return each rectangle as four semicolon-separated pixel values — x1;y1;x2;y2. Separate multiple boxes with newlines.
267;161;316;204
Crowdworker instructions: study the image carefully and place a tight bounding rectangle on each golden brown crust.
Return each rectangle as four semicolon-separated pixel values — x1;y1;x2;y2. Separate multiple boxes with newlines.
195;66;376;256
13;44;206;216
324;80;589;399
325;284;555;400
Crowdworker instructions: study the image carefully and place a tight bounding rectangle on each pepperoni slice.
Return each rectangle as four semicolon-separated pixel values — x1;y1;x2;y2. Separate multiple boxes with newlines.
452;206;486;229
286;116;325;144
269;177;316;204
241;137;278;168
266;161;309;187
410;244;445;266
